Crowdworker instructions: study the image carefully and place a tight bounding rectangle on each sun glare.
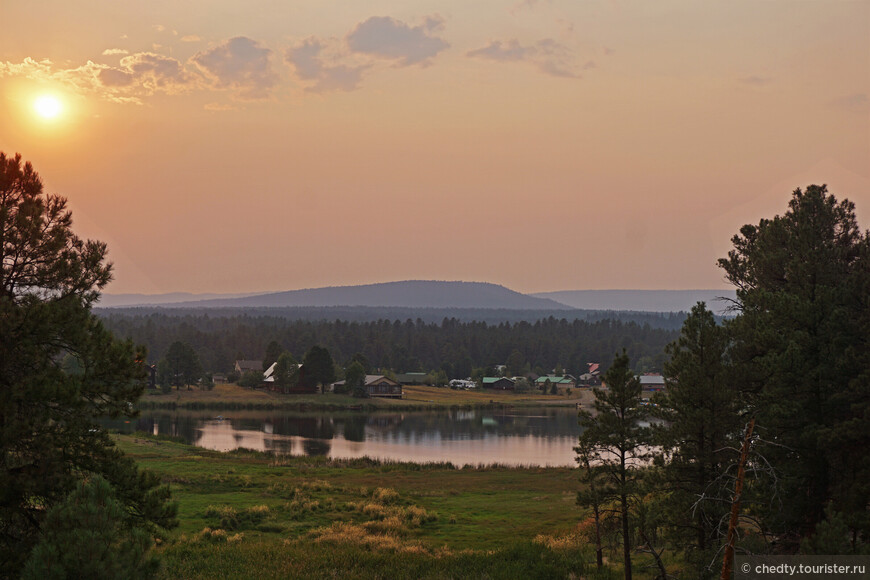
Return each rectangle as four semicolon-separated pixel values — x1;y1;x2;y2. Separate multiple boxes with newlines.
34;95;63;120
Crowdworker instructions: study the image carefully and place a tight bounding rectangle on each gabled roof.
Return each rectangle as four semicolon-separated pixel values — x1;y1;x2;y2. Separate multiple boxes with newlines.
535;375;575;384
482;377;515;384
365;375;400;386
639;374;665;385
263;361;302;382
236;360;263;371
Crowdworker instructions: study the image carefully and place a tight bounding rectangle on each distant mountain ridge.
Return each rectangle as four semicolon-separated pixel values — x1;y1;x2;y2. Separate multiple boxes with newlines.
98;283;737;314
104;281;575;310
531;289;736;314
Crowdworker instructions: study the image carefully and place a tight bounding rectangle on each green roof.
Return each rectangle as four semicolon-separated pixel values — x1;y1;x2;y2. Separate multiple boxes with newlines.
535;376;574;384
482;377;513;384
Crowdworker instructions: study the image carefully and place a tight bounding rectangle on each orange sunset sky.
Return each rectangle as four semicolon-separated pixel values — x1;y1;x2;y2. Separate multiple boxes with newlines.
1;1;868;295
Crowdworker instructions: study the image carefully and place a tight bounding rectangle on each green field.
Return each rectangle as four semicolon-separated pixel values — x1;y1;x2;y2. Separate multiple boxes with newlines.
140;383;590;411
118;433;654;579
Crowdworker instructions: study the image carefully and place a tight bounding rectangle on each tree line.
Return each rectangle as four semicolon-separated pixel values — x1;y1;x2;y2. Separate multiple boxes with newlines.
99;313;679;382
577;186;870;578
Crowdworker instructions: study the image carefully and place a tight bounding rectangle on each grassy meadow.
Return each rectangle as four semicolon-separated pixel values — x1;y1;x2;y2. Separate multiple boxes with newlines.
118;433;669;579
140;383;589;411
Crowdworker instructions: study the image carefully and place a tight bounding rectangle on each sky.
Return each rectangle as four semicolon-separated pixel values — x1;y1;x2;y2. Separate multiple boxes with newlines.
1;0;868;295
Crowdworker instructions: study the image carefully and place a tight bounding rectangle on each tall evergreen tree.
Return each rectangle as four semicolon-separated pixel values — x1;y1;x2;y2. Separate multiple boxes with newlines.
263;340;283;371
302;345;336;393
719;185;870;549
577;351;650;580
159;341;202;389
652;302;741;574
273;351;299;393
0;153;177;575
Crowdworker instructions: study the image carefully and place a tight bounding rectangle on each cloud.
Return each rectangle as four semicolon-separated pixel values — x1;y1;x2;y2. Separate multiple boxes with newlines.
829;93;868;113
102;48;129;56
467;39;533;62
347;16;449;66
286;38;367;93
191;36;276;99
181;35;201;43
0;57;106;93
0;53;194;104
99;52;193;93
467;38;581;78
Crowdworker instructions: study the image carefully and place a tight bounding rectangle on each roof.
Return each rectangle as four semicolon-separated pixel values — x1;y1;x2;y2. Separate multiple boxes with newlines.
235;360;262;370
263;361;301;382
482;377;515;384
535;375;575;384
639;374;666;386
365;375;400;386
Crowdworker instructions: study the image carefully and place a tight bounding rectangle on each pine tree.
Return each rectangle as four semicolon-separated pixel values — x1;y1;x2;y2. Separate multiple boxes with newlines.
21;476;159;580
719;185;870;548
652;302;741;574
577;350;650;580
0;153;177;575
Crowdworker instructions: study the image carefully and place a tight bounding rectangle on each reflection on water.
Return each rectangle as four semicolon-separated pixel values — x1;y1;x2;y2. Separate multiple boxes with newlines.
107;408;582;467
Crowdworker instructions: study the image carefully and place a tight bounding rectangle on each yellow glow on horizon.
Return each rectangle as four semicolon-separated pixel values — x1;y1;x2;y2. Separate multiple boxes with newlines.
34;95;63;120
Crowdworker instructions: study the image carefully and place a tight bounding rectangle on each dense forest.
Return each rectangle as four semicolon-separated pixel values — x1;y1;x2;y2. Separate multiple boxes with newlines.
98;312;680;378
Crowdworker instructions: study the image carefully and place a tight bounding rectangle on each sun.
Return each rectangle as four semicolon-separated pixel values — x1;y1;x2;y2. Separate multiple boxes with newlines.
33;95;63;120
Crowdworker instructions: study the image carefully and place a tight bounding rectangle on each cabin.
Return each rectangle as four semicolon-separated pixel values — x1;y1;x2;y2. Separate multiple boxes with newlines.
262;361;314;394
482;377;515;390
639;373;666;396
234;360;263;375
332;375;404;399
535;375;576;390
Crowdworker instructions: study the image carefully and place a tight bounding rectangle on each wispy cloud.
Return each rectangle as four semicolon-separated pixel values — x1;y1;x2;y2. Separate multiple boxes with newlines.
286;38;367;93
99;53;193;94
181;35;201;43
739;75;771;86
102;48;129;56
829;92;868;113
347;16;449;67
467;38;581;78
191;37;276;99
467;39;533;62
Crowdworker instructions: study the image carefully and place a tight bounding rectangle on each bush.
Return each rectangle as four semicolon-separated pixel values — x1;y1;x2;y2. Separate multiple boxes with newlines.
21;476;159;580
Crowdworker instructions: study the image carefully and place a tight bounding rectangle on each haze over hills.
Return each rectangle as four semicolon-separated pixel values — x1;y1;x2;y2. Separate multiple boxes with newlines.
531;289;736;313
103;281;575;310
98;282;738;313
96;292;262;307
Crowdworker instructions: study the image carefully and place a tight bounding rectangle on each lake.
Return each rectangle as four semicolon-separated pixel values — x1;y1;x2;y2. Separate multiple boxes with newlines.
106;407;583;467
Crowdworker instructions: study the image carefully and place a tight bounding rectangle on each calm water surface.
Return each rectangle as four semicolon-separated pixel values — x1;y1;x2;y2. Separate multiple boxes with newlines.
108;408;583;467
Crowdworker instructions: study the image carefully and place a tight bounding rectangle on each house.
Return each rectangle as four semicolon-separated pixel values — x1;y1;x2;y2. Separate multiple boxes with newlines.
639;373;666;393
535;375;576;390
332;375;404;399
578;363;601;387
482;377;515;390
234;360;263;375
263;361;313;394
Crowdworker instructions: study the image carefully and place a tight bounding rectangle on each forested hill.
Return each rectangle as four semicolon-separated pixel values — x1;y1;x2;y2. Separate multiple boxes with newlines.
115;281;574;310
99;312;680;377
96;306;691;329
